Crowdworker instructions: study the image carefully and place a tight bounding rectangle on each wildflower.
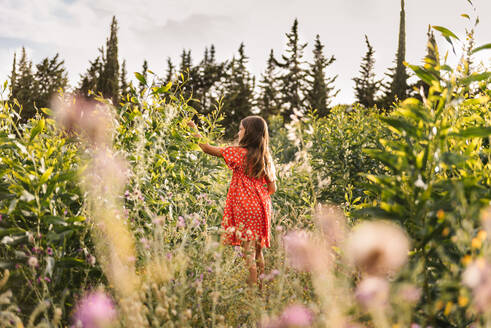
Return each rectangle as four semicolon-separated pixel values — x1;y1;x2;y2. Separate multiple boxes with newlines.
73;291;117;328
414;175;427;190
345;220;410;276
28;256;38;268
26;231;34;243
53;94;113;146
262;304;313;328
399;284;421;304
1;236;14;244
283;230;327;272
260;269;281;282
279;304;313;327
315;204;347;246
355;276;390;309
44;277;51;283
482;206;491;235
87;255;96;266
177;216;186;228
140;238;150;250
46;247;53;256
152;216;165;225
462;259;491;312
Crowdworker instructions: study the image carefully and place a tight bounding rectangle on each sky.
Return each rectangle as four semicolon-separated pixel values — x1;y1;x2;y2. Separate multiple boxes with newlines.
0;0;490;104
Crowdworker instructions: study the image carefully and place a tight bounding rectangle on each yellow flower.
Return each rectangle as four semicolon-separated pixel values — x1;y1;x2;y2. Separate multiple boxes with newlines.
471;237;482;249
442;227;450;237
458;296;469;307
437;209;445;220
461;255;472;266
477;230;487;241
444;301;453;316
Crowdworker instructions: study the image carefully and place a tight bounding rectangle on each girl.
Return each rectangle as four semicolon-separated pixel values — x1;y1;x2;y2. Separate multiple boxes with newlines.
188;116;276;288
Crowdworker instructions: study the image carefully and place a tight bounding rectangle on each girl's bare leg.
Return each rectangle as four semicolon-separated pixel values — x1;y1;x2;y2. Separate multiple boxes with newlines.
255;241;265;290
242;240;257;287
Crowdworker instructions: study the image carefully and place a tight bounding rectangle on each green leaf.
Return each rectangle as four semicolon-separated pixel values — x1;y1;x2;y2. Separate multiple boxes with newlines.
432;26;460;41
39;167;54;185
40;107;53;116
460;72;491;85
450;126;491;138
461;14;470;19
407;65;438;86
30;119;45;142
57;257;86;268
471;43;491;54
134;72;146;86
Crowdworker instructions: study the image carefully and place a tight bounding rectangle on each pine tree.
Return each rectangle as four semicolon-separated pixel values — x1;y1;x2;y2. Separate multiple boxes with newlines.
165;57;175;82
276;19;308;121
194;45;226;116
120;60;129;101
98;16;120;104
305;34;338;116
78;49;103;98
139;59;148;92
178;49;193;99
9;52;17;98
353;35;381;108
221;43;254;138
258;49;280;121
381;0;410;108
12;47;36;121
34;53;68;109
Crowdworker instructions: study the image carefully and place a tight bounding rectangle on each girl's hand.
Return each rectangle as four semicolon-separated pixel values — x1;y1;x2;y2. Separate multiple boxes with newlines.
187;120;202;138
187;121;198;130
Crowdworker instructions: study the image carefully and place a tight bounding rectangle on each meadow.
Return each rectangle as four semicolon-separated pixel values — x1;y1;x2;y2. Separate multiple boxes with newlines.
0;21;491;328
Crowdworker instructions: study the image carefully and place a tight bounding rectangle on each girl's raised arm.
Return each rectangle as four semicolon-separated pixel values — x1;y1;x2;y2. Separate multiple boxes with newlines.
187;121;223;158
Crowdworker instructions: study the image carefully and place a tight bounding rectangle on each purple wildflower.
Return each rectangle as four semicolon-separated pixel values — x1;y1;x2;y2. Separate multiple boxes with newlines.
72;291;117;328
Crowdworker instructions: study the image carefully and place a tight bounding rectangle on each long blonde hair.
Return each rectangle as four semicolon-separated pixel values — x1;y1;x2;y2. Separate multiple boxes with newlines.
238;116;275;181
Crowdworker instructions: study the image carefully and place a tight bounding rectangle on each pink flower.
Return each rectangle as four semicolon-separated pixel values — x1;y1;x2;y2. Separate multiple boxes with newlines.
73;291;117;328
280;304;313;327
315;204;347;246
463;259;491;312
355;276;390;309
345;220;410;276
262;304;313;328
177;216;186;228
399;284;421;304
283;231;314;272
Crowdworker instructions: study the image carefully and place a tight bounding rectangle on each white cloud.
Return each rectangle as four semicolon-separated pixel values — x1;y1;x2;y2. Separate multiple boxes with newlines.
0;0;490;103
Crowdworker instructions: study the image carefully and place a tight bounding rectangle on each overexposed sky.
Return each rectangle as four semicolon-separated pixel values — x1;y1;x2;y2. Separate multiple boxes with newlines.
0;0;490;104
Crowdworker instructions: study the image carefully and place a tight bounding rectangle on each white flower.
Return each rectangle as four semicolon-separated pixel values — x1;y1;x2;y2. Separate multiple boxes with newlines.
414;175;427;190
28;256;38;267
1;236;14;244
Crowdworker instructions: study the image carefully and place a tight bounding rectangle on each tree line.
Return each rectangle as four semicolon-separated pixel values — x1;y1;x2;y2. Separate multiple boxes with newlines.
8;0;466;137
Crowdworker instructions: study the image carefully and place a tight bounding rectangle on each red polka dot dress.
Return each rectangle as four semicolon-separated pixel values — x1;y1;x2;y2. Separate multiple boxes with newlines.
219;147;273;248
